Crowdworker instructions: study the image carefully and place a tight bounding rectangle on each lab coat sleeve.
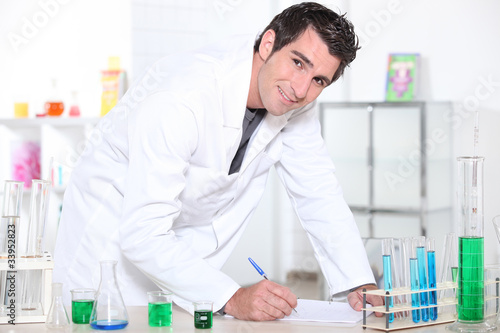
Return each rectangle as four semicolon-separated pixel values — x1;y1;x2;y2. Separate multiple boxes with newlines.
274;102;376;296
118;91;240;313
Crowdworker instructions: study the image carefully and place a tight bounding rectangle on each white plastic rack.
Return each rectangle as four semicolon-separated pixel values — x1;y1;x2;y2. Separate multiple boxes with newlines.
362;281;458;331
362;279;500;331
0;252;54;324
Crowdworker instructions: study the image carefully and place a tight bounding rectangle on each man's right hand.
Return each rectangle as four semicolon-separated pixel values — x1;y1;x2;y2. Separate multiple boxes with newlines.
224;280;298;321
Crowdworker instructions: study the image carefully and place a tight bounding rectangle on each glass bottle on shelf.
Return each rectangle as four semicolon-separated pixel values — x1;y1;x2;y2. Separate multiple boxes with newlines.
69;90;81;117
45;78;64;117
90;260;129;330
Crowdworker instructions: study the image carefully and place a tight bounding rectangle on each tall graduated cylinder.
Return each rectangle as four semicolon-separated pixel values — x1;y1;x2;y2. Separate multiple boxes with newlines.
447;156;496;332
456;157;484;324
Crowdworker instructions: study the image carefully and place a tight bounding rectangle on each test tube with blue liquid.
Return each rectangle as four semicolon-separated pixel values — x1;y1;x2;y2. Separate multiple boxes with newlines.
410;238;420;323
426;237;438;320
382;238;394;323
415;236;429;322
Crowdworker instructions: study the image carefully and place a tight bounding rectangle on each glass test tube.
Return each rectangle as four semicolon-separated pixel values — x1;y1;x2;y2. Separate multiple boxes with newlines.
426;237;438;320
398;238;411;318
0;181;24;316
20;180;51;313
439;232;458;309
415;236;429;322
410;238;420;323
391;238;405;319
0;181;24;257
382;238;394;323
24;179;51;258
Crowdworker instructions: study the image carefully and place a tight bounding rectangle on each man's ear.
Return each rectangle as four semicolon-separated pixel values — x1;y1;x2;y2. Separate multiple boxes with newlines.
258;29;275;62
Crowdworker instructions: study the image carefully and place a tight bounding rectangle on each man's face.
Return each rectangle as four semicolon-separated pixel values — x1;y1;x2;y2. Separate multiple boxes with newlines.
257;28;341;116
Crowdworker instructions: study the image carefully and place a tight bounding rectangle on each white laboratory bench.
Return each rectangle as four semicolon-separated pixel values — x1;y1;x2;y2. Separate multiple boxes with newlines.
2;305;462;333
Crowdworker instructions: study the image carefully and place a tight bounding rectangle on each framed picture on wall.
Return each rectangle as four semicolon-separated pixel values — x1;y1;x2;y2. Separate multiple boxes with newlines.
385;53;420;102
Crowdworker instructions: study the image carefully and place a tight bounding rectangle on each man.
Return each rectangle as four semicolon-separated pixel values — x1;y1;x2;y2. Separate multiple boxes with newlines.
54;2;383;321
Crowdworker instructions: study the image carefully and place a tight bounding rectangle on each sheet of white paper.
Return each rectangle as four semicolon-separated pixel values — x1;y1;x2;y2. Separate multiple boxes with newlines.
279;299;372;324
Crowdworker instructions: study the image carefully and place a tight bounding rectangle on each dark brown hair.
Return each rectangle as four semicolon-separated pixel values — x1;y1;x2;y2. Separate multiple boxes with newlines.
254;2;360;82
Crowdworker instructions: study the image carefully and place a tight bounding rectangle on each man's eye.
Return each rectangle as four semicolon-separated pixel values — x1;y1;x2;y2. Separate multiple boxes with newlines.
314;77;324;86
293;59;302;68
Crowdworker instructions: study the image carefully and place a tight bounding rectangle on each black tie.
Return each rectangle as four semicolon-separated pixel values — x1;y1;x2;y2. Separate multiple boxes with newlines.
228;108;266;174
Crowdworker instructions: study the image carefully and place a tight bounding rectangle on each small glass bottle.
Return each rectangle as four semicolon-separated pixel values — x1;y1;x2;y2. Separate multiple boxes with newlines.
45;78;64;116
45;282;70;329
90;260;129;330
68;91;81;117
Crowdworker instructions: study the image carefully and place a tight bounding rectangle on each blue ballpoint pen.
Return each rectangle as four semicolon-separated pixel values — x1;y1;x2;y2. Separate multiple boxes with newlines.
248;257;269;280
248;257;298;313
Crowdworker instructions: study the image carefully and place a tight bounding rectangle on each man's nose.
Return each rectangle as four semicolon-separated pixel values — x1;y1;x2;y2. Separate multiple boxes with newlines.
291;77;311;100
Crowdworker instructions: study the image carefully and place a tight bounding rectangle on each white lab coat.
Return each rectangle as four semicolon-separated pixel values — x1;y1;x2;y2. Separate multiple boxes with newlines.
53;34;375;314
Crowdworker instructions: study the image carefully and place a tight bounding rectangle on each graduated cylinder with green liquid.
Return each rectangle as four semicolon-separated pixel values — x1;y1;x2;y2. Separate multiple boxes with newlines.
447;156;495;332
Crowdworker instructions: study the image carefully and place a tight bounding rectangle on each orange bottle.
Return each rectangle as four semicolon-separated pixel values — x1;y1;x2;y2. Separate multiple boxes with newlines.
45;101;64;116
45;79;64;116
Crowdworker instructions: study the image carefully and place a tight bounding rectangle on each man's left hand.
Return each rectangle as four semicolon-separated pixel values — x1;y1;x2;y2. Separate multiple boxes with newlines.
347;284;384;317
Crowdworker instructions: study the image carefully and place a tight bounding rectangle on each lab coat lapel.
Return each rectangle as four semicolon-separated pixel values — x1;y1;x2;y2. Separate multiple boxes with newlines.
222;111;244;172
239;112;290;173
218;40;253;171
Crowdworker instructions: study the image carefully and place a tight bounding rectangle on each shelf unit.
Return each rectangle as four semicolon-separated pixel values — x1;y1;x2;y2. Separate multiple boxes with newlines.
319;102;454;240
0;117;100;255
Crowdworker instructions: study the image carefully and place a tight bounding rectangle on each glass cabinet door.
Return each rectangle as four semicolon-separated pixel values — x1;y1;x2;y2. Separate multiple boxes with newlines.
320;104;370;207
319;102;453;238
372;105;421;209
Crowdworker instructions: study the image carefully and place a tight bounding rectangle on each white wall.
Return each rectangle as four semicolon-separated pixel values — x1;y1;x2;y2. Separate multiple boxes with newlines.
0;0;132;118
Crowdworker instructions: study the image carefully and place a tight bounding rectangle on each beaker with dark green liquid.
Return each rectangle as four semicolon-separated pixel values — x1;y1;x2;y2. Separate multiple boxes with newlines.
447;156;495;332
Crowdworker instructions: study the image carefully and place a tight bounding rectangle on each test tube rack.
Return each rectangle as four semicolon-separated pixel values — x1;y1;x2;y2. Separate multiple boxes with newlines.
361;279;500;332
0;252;54;324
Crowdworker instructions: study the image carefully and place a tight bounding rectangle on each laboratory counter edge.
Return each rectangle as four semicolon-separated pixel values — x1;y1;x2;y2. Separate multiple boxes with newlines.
3;305;456;333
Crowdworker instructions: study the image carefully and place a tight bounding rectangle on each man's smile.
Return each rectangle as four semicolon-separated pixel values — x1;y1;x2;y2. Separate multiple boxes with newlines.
278;86;295;103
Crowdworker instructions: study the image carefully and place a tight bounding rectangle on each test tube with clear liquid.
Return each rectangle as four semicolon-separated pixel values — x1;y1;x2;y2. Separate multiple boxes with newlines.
20;179;51;314
0;181;24;316
398;237;412;319
447;156;495;332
